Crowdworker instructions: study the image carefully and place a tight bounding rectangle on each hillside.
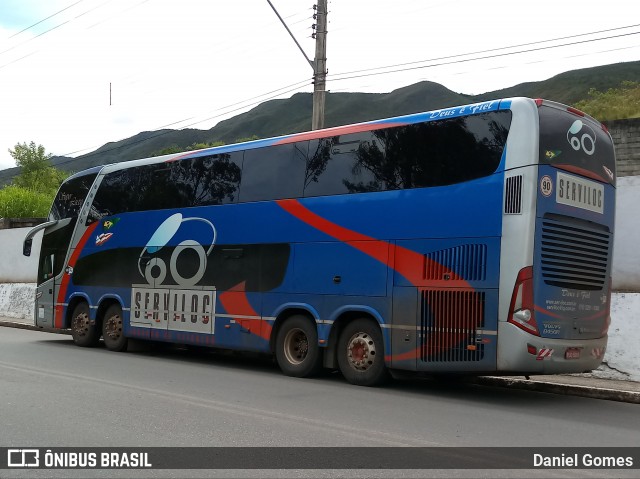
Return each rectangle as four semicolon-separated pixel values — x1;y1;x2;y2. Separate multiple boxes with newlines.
1;60;638;185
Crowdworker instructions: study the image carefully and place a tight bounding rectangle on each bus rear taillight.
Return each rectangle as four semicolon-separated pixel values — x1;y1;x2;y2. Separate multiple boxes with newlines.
508;266;539;336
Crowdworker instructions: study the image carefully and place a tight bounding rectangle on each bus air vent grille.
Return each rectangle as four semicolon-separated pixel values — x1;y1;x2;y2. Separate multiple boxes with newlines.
423;244;487;281
504;175;523;214
540;216;611;291
420;289;485;362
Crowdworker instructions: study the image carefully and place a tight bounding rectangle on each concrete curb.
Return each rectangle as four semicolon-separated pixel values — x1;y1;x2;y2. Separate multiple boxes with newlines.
470;376;640;404
2;320;639;404
0;319;70;335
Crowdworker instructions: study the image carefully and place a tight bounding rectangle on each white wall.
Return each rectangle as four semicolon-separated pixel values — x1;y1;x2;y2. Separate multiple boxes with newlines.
0;283;35;319
0;227;42;283
612;176;640;291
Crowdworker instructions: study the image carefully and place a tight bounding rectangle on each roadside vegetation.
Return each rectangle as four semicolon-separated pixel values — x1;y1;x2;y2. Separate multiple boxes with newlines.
574;81;640;121
0;142;68;218
0;185;54;218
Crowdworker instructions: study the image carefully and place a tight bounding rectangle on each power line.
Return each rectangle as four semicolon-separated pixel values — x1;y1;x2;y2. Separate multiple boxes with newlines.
328;28;640;83
0;0;120;64
7;0;85;39
335;23;640;78
45;24;640;165
53;78;312;167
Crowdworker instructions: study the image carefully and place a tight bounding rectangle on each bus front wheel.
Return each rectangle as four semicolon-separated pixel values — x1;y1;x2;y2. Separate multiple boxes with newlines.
70;302;100;347
275;315;322;378
337;318;389;386
102;304;128;352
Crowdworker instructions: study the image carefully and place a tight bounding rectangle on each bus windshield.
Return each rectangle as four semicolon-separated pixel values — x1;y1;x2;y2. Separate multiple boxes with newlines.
50;172;98;221
538;105;616;186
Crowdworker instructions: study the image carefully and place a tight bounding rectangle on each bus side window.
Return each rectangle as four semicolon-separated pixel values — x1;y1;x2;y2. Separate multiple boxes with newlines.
89;169;139;222
170;153;243;207
240;142;307;202
304;132;382;197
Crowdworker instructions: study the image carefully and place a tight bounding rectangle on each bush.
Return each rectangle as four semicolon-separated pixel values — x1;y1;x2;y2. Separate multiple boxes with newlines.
0;185;53;218
574;81;640;121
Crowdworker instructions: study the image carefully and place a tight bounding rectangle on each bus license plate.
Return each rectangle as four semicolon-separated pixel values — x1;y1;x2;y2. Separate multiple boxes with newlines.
565;348;581;360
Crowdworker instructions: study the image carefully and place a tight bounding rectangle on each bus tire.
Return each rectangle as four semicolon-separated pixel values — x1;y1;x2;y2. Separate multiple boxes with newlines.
102;304;128;352
337;318;389;386
275;315;322;378
70;302;100;347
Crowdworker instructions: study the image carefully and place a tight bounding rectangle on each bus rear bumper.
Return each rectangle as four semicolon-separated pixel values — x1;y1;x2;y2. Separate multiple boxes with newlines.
496;322;607;374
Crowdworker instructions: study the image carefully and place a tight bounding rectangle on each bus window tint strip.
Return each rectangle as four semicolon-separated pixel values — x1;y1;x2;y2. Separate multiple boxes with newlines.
88;111;511;219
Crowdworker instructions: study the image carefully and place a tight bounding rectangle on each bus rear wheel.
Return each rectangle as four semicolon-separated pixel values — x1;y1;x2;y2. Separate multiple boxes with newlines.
275;315;322;378
70;302;100;347
337;319;389;386
102;304;128;352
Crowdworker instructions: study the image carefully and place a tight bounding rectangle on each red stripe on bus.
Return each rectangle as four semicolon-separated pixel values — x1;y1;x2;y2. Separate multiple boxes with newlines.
275;199;472;288
552;164;609;184
55;222;99;328
219;282;272;341
276;199;476;362
273;122;407;146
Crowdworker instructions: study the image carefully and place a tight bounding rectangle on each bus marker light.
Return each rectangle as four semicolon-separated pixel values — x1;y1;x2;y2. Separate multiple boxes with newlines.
527;344;537;355
466;344;477;351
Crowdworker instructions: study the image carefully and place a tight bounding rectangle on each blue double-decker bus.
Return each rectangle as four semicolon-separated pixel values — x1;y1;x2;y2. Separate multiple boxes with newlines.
24;97;616;386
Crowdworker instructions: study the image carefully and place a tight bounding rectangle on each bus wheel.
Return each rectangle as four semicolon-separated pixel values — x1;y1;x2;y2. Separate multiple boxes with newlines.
102;304;128;352
337;319;389;386
70;302;100;347
275;315;322;378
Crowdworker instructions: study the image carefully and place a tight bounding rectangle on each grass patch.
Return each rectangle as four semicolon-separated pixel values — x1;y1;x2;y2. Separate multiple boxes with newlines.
0;185;52;218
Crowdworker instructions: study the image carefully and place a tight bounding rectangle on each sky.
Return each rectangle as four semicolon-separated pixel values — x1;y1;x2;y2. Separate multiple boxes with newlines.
0;0;638;172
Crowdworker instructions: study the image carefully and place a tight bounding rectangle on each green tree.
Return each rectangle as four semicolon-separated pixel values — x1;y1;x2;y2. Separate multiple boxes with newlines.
9;141;67;194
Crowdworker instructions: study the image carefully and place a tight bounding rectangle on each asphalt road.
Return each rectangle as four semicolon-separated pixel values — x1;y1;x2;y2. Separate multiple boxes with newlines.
1;327;639;478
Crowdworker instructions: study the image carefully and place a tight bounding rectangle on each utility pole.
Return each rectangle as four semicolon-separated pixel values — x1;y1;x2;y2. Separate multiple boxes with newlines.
266;0;328;130
311;0;327;130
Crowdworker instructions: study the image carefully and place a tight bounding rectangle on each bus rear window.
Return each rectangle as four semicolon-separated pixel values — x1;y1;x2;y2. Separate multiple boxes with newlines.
538;105;615;185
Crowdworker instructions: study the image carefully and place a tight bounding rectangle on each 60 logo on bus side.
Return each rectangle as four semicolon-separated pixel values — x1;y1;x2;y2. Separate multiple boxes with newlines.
567;120;596;156
138;213;217;287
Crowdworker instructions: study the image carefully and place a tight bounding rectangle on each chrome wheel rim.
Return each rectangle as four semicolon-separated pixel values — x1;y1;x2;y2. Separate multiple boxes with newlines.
346;331;376;371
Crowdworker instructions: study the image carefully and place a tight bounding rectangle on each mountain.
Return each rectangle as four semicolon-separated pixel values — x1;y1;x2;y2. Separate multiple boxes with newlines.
1;60;638;185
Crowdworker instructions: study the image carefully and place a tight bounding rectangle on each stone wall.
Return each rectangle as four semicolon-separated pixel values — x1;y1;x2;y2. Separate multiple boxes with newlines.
606;118;640;177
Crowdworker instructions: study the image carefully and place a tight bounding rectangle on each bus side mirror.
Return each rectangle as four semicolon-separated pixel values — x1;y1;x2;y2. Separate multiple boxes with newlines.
23;238;32;257
23;219;58;257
